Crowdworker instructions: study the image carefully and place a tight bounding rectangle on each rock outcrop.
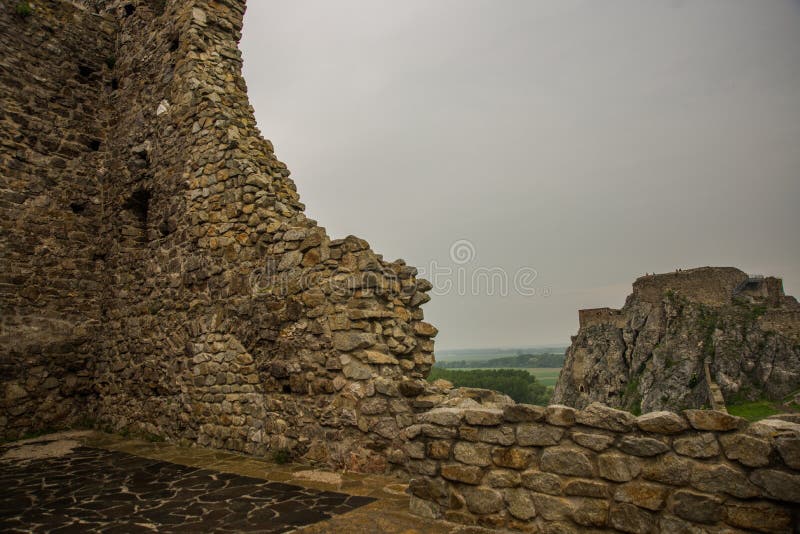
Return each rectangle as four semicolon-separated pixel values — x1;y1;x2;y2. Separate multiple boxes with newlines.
553;267;800;413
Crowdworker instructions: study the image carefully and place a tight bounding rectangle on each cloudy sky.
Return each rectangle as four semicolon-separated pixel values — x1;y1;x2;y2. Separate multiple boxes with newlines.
241;0;800;350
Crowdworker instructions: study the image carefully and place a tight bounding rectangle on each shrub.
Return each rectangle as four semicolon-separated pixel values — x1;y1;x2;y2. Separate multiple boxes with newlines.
15;2;33;17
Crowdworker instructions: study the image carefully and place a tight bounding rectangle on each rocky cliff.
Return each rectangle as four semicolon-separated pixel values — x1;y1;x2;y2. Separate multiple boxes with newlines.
553;267;800;413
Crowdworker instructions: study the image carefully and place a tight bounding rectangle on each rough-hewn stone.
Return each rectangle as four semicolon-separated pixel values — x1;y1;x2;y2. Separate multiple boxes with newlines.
673;433;720;459
516;423;564;446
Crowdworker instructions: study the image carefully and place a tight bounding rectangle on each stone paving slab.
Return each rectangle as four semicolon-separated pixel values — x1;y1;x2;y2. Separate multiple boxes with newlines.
0;440;374;533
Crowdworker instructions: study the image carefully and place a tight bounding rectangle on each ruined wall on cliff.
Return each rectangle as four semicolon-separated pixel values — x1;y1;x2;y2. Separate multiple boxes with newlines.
1;0;437;472
554;267;800;413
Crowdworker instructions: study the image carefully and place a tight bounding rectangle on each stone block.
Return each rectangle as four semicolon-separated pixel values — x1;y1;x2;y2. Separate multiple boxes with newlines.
613;481;669;511
723;500;794;532
609;503;656;534
673;432;720;458
545;404;576;426
719;433;771;467
463;408;504;426
503;403;546;423
459;485;504;515
516;423;564;446
521;471;562;495
617;436;670;457
454;442;492;466
749;469;800;503
571;431;615;451
491;447;535;470
670;489;723;524
503;488;536;520
576;402;635;432
691;463;760;499
683;409;745;431
540;446;595;477
634;411;689;434
441;463;483;485
598;452;641;482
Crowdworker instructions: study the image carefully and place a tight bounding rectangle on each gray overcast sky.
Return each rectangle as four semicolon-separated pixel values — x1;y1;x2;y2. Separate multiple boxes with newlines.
241;1;800;350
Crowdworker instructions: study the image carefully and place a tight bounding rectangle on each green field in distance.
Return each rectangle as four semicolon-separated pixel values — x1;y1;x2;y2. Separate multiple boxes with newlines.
447;367;562;388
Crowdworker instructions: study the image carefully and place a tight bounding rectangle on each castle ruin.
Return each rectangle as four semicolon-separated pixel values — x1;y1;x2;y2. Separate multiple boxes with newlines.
2;2;799;532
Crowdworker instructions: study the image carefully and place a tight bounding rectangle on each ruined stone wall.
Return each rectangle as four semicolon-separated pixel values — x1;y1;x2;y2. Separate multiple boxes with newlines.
0;0;116;435
1;0;436;472
578;308;624;329
631;267;748;307
407;402;800;533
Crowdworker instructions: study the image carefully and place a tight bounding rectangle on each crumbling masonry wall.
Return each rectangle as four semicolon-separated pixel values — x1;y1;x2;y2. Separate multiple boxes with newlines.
1;0;436;471
406;402;800;532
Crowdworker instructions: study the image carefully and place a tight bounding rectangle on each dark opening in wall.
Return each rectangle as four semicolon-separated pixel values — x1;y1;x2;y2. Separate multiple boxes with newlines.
88;139;101;151
70;202;86;214
282;384;291;394
111;78;119;91
78;65;95;79
123;4;135;17
169;35;180;52
123;189;150;226
148;0;167;16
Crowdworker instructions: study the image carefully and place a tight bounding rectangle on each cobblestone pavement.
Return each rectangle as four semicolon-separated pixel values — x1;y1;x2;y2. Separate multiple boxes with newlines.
0;439;373;533
0;432;490;534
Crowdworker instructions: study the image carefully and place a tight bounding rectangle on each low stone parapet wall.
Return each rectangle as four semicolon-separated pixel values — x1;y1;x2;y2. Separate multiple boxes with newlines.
406;402;800;532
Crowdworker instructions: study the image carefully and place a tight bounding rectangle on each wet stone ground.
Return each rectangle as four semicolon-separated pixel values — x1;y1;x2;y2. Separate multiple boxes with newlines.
0;443;374;533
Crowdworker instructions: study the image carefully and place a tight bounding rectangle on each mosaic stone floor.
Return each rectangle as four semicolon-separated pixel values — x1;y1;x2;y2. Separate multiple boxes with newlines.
0;442;374;533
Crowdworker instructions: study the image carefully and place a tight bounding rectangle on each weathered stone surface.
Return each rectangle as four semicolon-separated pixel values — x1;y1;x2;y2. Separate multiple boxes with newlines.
673;432;720;458
521;471;562;495
459;485;504;515
503;488;536;520
460;425;516;446
441;464;483;485
640;453;690;486
617;436;670;457
576;402;635;432
723;500;794;532
544;405;576;426
609;502;655;534
491;447;535;470
719;433;771;467
564;479;609;499
530;493;573;522
418;408;463;427
613;481;669;511
516;423;564;447
597;453;641;482
540;447;595;477
670;489;723;524
683;410;745;431
570;497;609;528
690;463;760;499
775;435;800;469
503;403;545;423
749;469;800;503
453;442;492;467
426;440;451;460
463;408;504;426
635;411;689;434
571;432;615;451
484;469;521;488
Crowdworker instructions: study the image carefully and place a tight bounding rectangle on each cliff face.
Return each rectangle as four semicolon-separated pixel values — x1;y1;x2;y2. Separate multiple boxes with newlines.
553;267;800;413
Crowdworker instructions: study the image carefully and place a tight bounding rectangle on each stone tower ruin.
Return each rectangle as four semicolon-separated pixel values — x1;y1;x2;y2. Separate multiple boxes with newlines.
1;0;436;470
